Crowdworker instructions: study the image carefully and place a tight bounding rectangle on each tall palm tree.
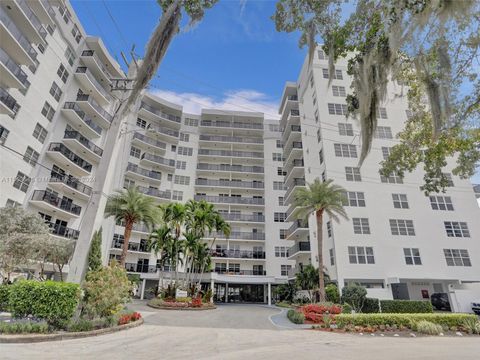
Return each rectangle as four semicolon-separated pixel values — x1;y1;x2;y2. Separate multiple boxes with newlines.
162;202;187;284
148;225;172;290
104;187;158;266
183;230;200;286
294;179;348;302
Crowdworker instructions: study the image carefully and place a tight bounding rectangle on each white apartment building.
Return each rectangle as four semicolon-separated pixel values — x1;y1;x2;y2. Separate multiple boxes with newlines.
1;1;478;305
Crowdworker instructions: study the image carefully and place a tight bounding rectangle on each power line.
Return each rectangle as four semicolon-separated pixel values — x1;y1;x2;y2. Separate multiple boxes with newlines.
101;0;130;49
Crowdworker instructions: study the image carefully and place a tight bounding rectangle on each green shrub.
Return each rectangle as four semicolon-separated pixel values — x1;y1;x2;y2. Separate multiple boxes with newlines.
8;280;80;328
462;317;480;334
276;283;298;303
287;309;305;324
325;284;340;304
362;298;380;313
341;284;367;312
0;285;10;312
335;313;477;329
67;318;94;332
175;297;192;303
341;303;352;314
380;300;433;313
415;320;443;335
276;301;293;308
0;320;49;334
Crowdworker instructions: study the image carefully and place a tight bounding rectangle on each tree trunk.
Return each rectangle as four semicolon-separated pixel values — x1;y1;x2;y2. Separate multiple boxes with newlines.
316;210;326;302
120;221;133;266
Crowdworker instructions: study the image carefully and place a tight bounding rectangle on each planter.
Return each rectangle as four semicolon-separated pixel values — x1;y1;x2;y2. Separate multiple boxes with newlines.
147;301;216;311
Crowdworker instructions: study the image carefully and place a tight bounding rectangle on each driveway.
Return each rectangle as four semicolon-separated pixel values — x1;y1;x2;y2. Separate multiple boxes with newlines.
3;302;480;360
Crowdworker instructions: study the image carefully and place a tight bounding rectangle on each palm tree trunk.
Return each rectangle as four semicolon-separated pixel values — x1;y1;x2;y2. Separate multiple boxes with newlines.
197;236;216;286
120;221;133;266
316;210;326;302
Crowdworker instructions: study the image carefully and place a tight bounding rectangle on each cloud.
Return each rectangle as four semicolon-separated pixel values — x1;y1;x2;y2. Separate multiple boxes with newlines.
150;89;280;119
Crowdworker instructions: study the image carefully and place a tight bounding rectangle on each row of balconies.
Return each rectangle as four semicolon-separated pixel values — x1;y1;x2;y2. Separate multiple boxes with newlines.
200;120;263;130
286;219;309;239
284;177;306;201
46;221;79;240
146;123;180;139
140;152;175;170
140;101;181;124
132;132;166;151
210;249;266;260
0;47;30;89
126;162;162;182
30;190;82;216
206;231;265;240
219;213;265;223
197;163;264;174
137;185;171;200
111;241;149;253
15;0;48;42
63;102;103;137
194;195;264;206
123;263;267;276
49;171;93;198
199;134;263;144
47;142;93;174
197;149;264;159
75;92;113;126
75;66;112;104
0;87;20;117
195;178;264;189
288;242;311;258
64;130;103;157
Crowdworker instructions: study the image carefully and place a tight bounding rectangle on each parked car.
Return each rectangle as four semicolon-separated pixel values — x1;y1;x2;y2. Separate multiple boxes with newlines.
431;293;451;311
472;301;480;315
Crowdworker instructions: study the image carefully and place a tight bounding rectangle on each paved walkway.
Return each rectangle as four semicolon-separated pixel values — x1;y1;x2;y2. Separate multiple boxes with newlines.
2;302;479;360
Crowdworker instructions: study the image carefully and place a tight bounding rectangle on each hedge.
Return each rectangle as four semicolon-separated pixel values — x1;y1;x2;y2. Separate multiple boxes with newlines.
287;309;305;324
335;313;477;329
0;285;10;312
380;300;433;313
8;280;80;327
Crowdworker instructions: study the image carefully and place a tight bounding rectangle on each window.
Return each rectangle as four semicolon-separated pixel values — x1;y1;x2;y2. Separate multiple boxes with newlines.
345;167;361;182
277;167;286;176
279;229;287;239
318;49;328;60
13;172;31;193
0;126;9;145
167;174;173;181
41;102;55;121
319;149;324;164
273;181;285;190
381;146;391;160
378;107;388;119
334;143;357;158
281;265;291;276
46;24;54;35
37;43;46;54
274;212;286;222
390;219;415;236
430;196;454;211
381;172;403;184
392;194;409;209
353;218;370;234
174;175;190;185
58;5;71;24
64;46;76;66
6;199;21;207
314;108;319;123
327;221;332;237
176;160;186;170
57;64;69;83
49;82;63;102
374;126;393;139
404;248;422;265
322;68;343;80
275;246;288;258
23;146;39;166
276;140;283;148
444;221;470;238
317;129;322;142
71;24;82;43
184;118;198;126
312;92;317;105
310;73;315;87
278;197;284;206
136;118;146;129
342;191;366;207
177;146;193;156
444;249;471;267
179;133;190;142
272;153;283;161
329;249;335;266
124;178;135;189
332;85;346;97
348;246;375;264
338;123;354;136
32;123;48;144
443;173;454;187
130;146;141;158
328;103;348;115
172;190;183;201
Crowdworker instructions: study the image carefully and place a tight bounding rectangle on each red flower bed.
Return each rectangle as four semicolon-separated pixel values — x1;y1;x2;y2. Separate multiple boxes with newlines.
301;304;342;324
118;312;142;325
191;296;202;308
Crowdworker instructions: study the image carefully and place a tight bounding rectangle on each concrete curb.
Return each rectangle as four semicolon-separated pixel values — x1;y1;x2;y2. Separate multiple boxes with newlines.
147;303;217;311
0;318;144;343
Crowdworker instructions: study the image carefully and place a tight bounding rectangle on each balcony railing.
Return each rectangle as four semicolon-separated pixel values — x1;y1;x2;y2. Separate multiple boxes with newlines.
40;0;56;20
285;177;306;200
197;149;264;159
140;153;175;167
288;242;311;256
63;102;102;135
75;67;112;101
210;249;266;259
286;219;309;237
200;120;263;130
16;0;48;40
194;195;264;205
147;123;180;138
81;49;113;78
283;124;301;141
46;221;79;240
197;163;264;173
48;143;93;173
220;213;265;222
76;93;113;122
49;172;92;196
0;88;19;114
208;231;265;240
64;130;103;157
287;95;298;101
125;263;157;273
290;109;300;116
111;241;149;253
195;179;264;189
140;102;181;123
133;132;166;150
199;135;263;144
284;141;303;158
215;269;266;276
126;163;161;181
0;9;38;62
0;48;29;86
31;190;81;215
137;186;171;200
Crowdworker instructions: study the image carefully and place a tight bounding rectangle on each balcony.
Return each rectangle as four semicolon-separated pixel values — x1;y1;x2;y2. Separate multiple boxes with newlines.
27;0;56;26
48;172;92;201
146;123;180;141
4;0;47;44
132;132;166;153
140;153;175;171
199;135;263;145
286;203;305;222
0;48;29;89
284;157;304;175
200;120;263;131
288;242;311;258
210;249;266;260
280;94;299;115
62;102;102;138
139;101;181;127
0;87;20;117
195;179;264;190
75;93;113;128
281;108;301;128
285;177;306;202
0;8;37;65
125;163;161;184
80;49;113;85
47;221;79;240
75;67;112;105
197;163;264;174
284;141;303;162
137;186;171;201
197;149;264;160
125;263;157;274
194;195;264;206
206;231;266;241
282;124;301;143
286;219;309;240
220;213;265;223
63;130;103;162
214;269;266;276
46;143;93;177
111;241;149;253
30;190;81;217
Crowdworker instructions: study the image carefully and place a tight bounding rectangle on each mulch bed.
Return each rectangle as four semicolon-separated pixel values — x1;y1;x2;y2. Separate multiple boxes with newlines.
147;302;217;311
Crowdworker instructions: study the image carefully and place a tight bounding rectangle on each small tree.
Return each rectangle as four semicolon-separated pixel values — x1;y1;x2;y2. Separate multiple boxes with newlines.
87;228;103;273
50;238;75;281
341;283;367;313
325;283;340;304
295;264;319;302
275;282;298;303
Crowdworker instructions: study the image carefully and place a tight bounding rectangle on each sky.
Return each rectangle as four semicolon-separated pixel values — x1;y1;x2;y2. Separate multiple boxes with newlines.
71;0;479;184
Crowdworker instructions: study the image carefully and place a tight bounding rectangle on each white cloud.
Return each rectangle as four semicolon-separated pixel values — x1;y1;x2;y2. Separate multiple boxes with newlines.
150;89;280;119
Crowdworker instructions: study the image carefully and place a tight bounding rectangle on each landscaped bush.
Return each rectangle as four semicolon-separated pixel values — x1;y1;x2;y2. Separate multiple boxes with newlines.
175;297;192;303
325;284;340;304
362;298;380;313
67;318;95;332
462;317;480;334
8;280;80;327
118;312;141;325
287;309;305;324
191;296;202;308
341;284;367;312
301;303;342;323
341;303;352;314
380;300;433;313
335;313;477;329
414;320;443;335
202;288;213;303
0;284;10;312
0;320;49;334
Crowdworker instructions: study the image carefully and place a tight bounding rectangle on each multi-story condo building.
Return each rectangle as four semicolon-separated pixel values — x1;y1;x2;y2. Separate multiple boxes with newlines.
1;1;479;305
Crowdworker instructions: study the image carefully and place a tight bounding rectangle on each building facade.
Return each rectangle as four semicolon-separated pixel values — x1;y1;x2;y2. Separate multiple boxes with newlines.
1;1;479;304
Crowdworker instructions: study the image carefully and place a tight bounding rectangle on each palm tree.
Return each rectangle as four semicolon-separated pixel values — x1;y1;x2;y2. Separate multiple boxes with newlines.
294;179;348;302
183;230;200;287
162;202;187;284
148;225;172;290
104;187;158;266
